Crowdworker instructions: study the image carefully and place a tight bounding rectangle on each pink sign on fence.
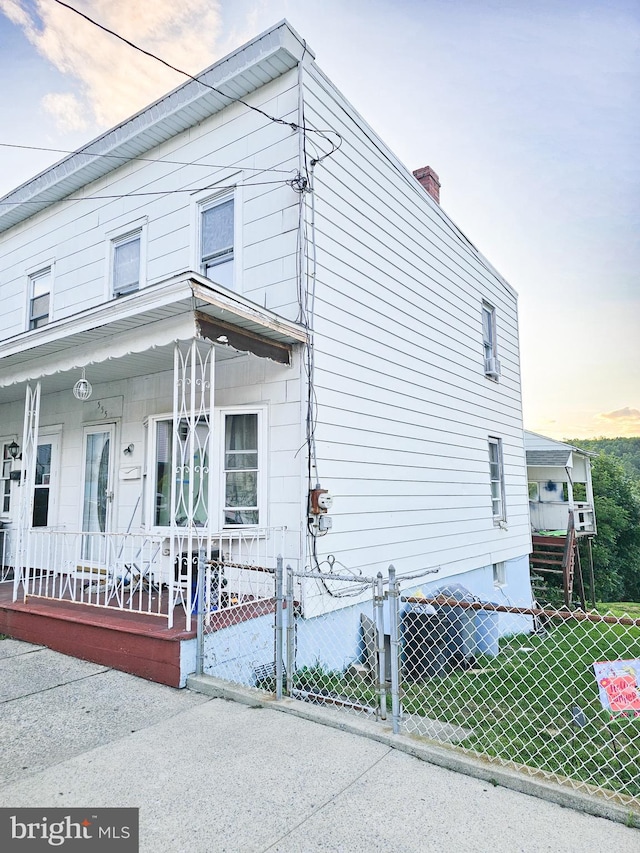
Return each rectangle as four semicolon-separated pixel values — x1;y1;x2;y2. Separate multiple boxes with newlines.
593;659;640;717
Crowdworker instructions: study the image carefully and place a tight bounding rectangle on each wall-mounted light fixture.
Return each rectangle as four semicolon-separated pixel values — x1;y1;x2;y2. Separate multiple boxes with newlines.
8;440;21;460
123;443;134;456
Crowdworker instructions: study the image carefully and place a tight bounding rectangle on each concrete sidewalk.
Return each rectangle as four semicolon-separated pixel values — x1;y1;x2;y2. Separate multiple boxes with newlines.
0;639;638;853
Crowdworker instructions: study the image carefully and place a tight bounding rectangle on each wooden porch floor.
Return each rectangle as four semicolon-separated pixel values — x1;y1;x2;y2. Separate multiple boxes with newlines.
0;581;196;688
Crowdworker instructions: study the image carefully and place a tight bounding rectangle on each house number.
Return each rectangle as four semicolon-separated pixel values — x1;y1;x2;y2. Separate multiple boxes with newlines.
95;401;109;418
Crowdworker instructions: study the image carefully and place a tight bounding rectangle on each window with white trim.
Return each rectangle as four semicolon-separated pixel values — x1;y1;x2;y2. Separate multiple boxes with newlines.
200;194;234;288
482;302;500;378
112;230;142;297
29;267;51;329
488;437;506;523
1;441;14;515
223;412;259;526
148;409;263;529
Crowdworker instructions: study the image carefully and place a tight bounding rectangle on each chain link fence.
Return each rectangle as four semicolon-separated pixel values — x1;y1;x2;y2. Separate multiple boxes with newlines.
195;558;640;812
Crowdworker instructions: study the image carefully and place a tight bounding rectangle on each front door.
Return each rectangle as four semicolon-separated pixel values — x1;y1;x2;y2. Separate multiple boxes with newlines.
81;425;115;563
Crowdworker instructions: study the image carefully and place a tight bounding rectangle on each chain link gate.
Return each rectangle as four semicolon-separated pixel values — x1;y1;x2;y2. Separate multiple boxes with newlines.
196;557;390;720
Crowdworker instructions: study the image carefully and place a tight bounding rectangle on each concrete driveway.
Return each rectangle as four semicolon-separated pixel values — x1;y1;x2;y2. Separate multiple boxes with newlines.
1;638;638;852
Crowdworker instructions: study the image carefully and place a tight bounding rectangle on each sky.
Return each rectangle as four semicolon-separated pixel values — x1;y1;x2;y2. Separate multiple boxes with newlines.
0;0;638;440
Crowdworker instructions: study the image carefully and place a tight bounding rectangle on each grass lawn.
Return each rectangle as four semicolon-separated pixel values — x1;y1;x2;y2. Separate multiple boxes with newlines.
401;617;640;801
598;602;640;620
291;614;640;803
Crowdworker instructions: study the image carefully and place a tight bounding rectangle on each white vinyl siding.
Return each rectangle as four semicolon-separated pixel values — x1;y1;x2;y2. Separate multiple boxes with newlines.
301;64;529;577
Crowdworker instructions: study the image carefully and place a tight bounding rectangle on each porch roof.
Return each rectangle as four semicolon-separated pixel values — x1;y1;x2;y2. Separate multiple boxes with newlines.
526;449;573;468
0;272;307;403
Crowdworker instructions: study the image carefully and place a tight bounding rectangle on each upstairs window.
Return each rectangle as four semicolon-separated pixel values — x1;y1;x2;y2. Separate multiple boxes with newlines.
482;302;500;379
488;437;506;523
112;231;141;297
29;267;51;329
201;195;234;289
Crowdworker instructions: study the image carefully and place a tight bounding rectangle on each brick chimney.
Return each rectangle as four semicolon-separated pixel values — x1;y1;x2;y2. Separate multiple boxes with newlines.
413;166;441;204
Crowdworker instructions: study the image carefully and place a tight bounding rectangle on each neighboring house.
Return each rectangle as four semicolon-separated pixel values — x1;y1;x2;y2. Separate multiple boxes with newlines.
0;21;532;686
525;431;597;607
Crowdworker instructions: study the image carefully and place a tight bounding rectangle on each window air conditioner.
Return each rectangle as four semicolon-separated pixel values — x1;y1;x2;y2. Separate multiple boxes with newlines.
484;356;501;378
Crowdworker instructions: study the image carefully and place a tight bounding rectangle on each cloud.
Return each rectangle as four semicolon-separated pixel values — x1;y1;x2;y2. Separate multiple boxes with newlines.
42;92;89;132
599;407;640;421
595;407;640;436
1;0;223;129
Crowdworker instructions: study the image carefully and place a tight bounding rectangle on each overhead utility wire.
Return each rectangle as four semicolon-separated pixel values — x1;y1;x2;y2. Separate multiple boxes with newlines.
52;0;342;147
0;179;285;205
0;142;296;174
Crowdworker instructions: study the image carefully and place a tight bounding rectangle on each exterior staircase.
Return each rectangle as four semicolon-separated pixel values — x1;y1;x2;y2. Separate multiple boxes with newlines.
530;514;586;609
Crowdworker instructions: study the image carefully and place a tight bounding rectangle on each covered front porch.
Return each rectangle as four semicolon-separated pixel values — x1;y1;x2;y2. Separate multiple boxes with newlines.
0;274;305;679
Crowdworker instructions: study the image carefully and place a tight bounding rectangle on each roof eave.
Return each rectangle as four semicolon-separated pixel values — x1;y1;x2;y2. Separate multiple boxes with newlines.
0;20;313;234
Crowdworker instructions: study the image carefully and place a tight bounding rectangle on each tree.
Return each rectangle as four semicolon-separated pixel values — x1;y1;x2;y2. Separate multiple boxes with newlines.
583;453;640;601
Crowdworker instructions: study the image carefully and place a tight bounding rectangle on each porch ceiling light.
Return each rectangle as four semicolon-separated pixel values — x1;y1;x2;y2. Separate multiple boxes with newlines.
8;440;20;460
73;367;93;401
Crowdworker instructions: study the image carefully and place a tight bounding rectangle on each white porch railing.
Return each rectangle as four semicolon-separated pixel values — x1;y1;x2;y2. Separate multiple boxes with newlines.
530;503;596;536
573;503;596;535
13;526;291;628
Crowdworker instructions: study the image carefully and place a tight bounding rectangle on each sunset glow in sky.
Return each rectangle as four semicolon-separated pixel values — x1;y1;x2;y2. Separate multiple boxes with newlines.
1;0;638;440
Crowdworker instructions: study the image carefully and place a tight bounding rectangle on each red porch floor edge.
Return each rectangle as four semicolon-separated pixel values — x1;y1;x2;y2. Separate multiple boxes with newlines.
0;582;196;688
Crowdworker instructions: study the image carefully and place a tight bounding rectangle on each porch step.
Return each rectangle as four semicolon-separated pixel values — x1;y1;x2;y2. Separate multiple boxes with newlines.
0;586;195;688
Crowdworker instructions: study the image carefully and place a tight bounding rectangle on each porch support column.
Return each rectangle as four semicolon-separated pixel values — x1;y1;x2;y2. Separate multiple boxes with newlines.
13;381;41;602
565;464;575;531
169;339;215;629
585;460;597;535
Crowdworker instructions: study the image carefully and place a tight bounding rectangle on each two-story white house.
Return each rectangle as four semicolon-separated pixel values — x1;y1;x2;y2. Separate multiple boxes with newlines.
0;21;532;686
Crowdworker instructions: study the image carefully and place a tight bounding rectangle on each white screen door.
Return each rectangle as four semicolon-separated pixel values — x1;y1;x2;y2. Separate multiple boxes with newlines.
81;425;115;563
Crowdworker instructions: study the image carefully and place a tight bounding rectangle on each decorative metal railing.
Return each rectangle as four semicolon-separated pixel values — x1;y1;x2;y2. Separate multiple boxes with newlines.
12;526;290;628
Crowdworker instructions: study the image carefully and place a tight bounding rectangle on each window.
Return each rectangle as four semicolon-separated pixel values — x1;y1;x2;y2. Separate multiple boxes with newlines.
488;437;506;522
33;441;53;527
224;413;259;526
482;302;500;378
153;418;211;528
528;482;539;501
29;268;51;329
201;195;234;288
149;409;262;529
493;562;506;588
1;442;13;515
112;231;141;296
